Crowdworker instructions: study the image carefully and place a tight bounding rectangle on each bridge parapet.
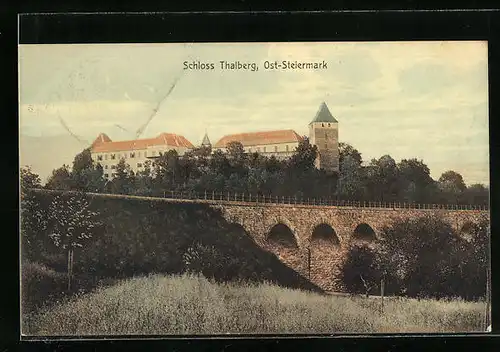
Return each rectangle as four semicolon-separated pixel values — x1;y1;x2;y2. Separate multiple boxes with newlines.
27;188;490;212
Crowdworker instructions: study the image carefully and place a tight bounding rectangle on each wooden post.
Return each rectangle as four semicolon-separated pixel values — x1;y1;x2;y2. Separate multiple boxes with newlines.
308;247;311;280
380;277;385;313
67;248;73;292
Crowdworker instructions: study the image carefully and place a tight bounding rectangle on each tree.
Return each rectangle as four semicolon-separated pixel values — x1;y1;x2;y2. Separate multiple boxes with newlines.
71;148;106;192
438;170;467;204
439;218;490;300
364;155;399;202
439;170;466;191
134;160;154;195
20;191;48;261
20;166;41;194
47;194;101;291
339;243;381;297
288;137;317;173
226;141;245;160
154;150;181;190
397;158;434;203
45;165;73;190
337;155;364;200
377;215;462;298
339;142;362;166
461;183;489;207
209;150;232;178
110;159;136;194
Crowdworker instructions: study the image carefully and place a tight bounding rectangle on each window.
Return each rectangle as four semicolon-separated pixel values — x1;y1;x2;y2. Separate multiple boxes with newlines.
111;165;116;170
263;147;267;152
97;155;103;161
105;154;108;160
274;146;278;152
137;163;143;168
130;152;135;158
144;151;147;157
328;123;331;127
111;154;116;160
286;145;289;152
138;152;141;158
325;132;328;138
105;165;108;169
322;123;324;127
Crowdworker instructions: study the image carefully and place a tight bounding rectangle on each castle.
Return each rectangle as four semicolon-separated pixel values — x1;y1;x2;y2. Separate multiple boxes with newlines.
90;102;339;179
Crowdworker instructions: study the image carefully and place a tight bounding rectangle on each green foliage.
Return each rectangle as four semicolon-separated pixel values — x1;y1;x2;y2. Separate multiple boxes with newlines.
437;170;468;204
288;137;317;172
338;216;490;300
21;261;67;314
339;142;362;165
20;166;41;193
109;158;135;194
337;155;364;199
45;165;73;191
23;191;321;307
42;139;487;206
397;158;435;203
47;194;101;250
375;216;489;299
338;244;381;296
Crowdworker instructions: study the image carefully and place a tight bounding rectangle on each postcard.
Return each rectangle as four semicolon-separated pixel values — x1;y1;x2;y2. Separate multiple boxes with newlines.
19;41;491;336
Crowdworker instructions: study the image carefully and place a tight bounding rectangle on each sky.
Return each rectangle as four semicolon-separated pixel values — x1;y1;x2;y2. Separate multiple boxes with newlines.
18;41;489;185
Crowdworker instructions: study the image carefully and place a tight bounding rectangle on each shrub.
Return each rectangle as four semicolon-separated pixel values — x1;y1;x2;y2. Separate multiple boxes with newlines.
21;261;68;313
338;244;381;296
375;215;489;299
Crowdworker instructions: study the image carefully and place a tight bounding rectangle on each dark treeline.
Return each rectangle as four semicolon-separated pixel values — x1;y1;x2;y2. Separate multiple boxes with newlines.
339;216;490;301
23;138;489;206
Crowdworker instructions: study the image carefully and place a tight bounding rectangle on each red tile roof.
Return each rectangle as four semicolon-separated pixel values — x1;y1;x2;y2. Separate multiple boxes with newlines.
91;133;112;148
91;132;194;153
214;129;303;149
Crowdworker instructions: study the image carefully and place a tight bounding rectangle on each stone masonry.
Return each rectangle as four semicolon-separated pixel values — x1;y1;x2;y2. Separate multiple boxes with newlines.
213;202;490;292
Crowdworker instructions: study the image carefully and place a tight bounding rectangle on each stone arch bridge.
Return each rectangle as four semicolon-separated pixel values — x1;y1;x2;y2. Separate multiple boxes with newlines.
30;189;490;292
213;202;489;292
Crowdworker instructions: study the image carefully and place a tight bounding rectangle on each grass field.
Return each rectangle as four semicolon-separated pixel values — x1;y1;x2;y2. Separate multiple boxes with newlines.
23;273;487;335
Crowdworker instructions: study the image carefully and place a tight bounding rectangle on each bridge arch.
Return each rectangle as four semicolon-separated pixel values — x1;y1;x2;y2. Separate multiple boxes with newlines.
266;223;299;248
311;223;340;246
353;223;377;242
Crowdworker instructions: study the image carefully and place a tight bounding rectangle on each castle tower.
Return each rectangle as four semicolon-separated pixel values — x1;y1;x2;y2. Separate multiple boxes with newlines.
201;132;212;149
308;102;339;173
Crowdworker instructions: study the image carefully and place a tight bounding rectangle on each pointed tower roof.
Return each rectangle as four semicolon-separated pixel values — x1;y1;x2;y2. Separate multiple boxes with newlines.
310;102;338;124
91;133;112;148
201;132;211;147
